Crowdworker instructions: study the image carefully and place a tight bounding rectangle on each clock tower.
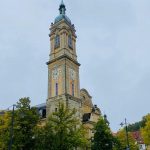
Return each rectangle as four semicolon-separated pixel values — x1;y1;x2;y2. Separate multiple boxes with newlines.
46;1;82;118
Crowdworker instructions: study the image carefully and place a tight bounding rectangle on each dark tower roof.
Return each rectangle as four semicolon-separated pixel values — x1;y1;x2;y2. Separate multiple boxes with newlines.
54;0;71;24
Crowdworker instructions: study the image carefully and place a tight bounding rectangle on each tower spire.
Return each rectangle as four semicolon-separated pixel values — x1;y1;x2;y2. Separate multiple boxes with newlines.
59;0;66;15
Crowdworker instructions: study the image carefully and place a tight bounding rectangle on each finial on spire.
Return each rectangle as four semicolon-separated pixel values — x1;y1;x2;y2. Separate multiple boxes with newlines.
104;114;110;125
59;0;66;15
61;0;64;5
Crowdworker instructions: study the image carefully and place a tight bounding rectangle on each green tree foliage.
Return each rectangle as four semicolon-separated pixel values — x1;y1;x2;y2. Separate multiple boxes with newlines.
141;114;150;145
34;123;57;150
0;111;11;149
0;97;39;150
116;129;138;150
35;103;88;150
127;117;146;132
91;116;120;150
112;137;122;150
0;100;88;150
12;97;39;150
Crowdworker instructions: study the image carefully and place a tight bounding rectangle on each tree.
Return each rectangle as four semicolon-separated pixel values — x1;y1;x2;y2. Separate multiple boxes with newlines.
34;123;57;150
0;97;39;150
91;116;119;150
0;111;11;149
48;103;88;149
141;114;150;145
34;103;88;150
12;97;39;150
116;129;138;150
127;116;146;132
112;137;122;150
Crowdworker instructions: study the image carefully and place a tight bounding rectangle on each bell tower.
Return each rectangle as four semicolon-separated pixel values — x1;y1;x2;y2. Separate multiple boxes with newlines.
46;1;82;117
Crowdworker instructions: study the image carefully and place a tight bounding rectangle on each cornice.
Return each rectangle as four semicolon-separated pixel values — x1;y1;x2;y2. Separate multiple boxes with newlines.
47;93;82;103
50;19;75;31
49;19;77;37
46;54;80;66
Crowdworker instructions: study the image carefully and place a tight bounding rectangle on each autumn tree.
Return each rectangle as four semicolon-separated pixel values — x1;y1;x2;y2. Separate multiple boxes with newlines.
0;98;39;150
141;114;150;145
116;129;138;150
0;111;11;149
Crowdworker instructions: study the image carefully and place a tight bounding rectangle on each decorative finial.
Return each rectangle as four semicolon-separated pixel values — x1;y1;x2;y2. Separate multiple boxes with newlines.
59;0;66;15
61;0;64;5
104;114;110;125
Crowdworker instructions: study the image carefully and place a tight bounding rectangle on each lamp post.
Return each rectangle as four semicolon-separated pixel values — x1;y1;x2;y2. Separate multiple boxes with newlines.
120;118;130;150
8;104;16;150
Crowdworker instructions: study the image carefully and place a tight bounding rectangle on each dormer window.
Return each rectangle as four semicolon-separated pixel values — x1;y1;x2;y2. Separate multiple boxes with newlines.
68;35;72;48
55;35;60;48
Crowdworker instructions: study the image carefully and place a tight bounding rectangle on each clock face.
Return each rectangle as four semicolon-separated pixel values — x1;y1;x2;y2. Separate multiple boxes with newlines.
52;68;60;80
70;68;76;80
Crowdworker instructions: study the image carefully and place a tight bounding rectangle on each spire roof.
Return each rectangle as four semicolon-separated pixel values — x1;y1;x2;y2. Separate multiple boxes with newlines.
54;0;71;24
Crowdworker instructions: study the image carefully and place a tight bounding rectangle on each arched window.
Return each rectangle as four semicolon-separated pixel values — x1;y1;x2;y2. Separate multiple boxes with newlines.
55;35;60;48
56;83;58;96
68;35;72;48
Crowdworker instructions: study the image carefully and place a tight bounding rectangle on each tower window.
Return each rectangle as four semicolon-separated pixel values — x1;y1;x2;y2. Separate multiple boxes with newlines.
42;109;46;118
68;35;72;48
55;35;60;48
55;108;58;112
56;83;58;96
72;82;74;96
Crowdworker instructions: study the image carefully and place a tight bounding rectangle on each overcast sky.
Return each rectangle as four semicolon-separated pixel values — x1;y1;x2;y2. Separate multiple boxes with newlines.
0;0;150;131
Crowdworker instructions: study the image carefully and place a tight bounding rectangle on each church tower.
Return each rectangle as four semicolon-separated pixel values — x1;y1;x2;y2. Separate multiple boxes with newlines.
46;1;82;118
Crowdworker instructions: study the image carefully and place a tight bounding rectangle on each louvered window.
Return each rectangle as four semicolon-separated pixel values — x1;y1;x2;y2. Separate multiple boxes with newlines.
55;35;60;48
68;35;72;48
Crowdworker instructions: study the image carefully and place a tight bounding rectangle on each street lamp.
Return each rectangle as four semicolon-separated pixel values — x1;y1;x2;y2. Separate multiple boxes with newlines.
120;118;130;150
8;104;16;150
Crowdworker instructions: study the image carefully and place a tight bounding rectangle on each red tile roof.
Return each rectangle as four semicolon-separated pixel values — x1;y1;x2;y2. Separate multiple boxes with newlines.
131;131;144;144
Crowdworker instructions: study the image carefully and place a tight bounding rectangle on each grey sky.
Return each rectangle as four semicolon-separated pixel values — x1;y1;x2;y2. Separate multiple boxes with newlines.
0;0;150;131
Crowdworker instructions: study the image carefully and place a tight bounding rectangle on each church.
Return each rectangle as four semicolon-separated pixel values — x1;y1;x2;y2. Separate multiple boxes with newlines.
36;0;101;141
